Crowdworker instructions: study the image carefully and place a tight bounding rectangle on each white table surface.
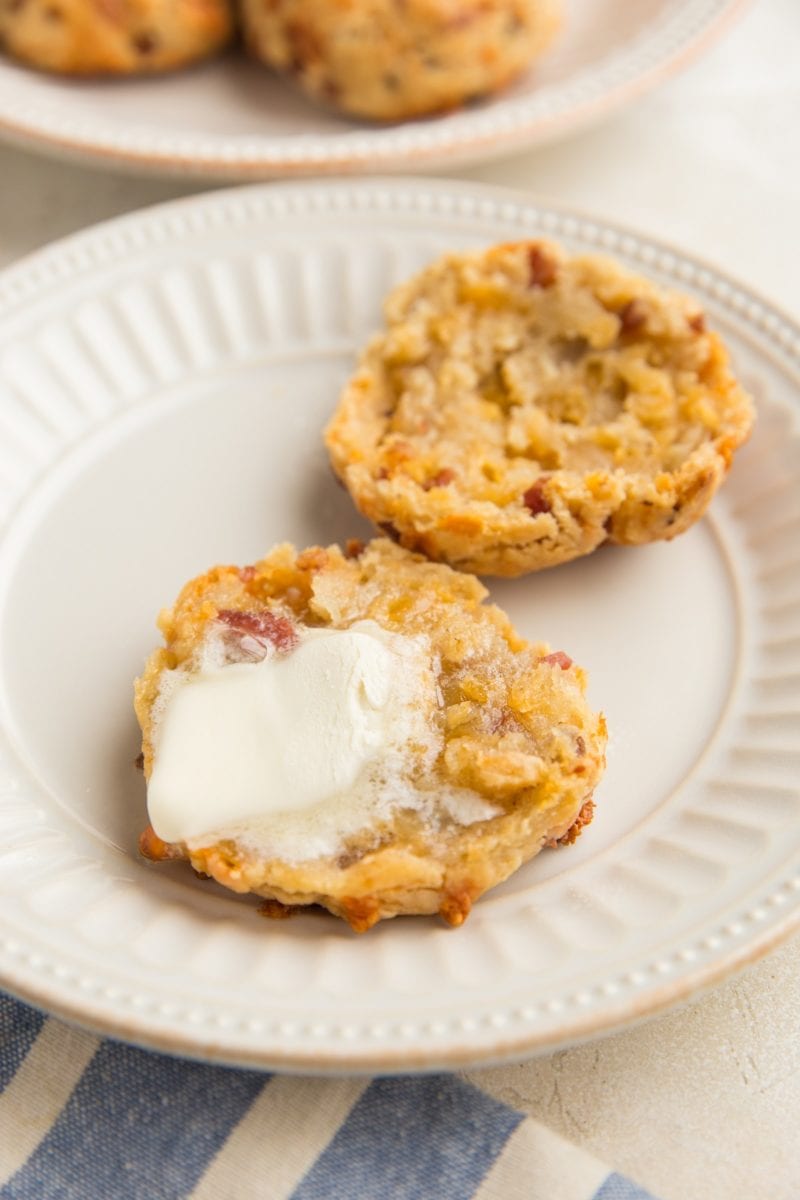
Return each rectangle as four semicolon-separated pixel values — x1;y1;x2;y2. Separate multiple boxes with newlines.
1;2;798;1197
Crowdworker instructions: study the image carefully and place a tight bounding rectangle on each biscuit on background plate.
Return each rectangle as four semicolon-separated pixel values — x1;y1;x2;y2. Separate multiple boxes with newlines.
0;0;233;75
240;0;561;121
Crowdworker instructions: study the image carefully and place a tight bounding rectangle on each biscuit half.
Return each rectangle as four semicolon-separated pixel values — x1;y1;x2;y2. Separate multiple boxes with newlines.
136;539;605;931
326;241;755;576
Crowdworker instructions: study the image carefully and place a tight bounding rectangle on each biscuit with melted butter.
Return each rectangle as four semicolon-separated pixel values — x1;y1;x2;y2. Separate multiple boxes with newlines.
136;539;605;931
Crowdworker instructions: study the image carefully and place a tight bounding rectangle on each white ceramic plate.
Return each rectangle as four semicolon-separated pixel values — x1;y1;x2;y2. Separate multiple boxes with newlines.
0;179;799;1074
0;0;746;178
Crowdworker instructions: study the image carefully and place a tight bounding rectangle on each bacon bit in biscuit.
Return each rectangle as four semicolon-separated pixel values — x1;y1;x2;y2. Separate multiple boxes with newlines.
618;299;648;334
286;18;323;70
132;30;156;53
217;609;297;652
423;468;456;491
688;312;706;333
523;478;551;515
576;735;586;756
134;751;145;771
139;825;184;861
238;565;257;583
259;899;303;921
528;246;558;288
344;538;366;559
540;650;573;670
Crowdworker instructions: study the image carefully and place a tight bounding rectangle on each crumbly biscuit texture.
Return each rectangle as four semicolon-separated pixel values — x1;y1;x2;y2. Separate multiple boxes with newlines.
326;241;754;576
136;539;605;931
240;0;561;120
0;0;233;75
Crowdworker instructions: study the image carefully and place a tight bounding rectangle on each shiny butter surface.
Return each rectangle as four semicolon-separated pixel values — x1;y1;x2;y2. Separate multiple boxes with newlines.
147;621;434;855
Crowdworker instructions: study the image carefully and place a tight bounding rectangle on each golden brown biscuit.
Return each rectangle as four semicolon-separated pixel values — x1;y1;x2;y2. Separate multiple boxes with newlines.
240;0;561;121
0;0;233;75
326;241;755;577
136;539;605;932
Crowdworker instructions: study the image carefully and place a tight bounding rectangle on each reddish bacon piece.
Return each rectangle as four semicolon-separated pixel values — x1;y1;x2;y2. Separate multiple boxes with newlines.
217;609;297;652
423;468;456;491
540;650;573;670
523;478;551;515
618;299;647;334
528;246;558;288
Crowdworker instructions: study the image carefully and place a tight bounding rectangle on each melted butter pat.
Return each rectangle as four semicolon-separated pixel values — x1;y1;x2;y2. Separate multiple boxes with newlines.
147;622;417;846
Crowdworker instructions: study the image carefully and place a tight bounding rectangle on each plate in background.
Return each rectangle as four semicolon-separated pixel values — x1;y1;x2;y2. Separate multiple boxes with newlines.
0;0;747;178
0;178;798;1072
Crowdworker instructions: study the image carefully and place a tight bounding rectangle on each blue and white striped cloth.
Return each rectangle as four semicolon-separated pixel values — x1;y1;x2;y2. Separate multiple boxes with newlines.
0;993;657;1200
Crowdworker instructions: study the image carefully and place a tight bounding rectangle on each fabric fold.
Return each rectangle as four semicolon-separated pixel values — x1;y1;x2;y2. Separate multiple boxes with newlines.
0;994;658;1200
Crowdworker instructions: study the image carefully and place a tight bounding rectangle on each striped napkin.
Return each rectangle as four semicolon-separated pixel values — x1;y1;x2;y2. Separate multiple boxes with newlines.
0;993;656;1199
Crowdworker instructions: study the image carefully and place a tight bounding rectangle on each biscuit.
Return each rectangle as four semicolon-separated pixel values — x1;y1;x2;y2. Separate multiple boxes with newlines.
136;539;605;931
240;0;561;121
326;241;755;576
0;0;233;75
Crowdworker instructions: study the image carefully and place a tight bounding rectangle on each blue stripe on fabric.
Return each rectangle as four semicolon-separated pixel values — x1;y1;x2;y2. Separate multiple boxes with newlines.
0;1039;268;1200
594;1173;660;1199
0;996;46;1092
290;1075;524;1200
